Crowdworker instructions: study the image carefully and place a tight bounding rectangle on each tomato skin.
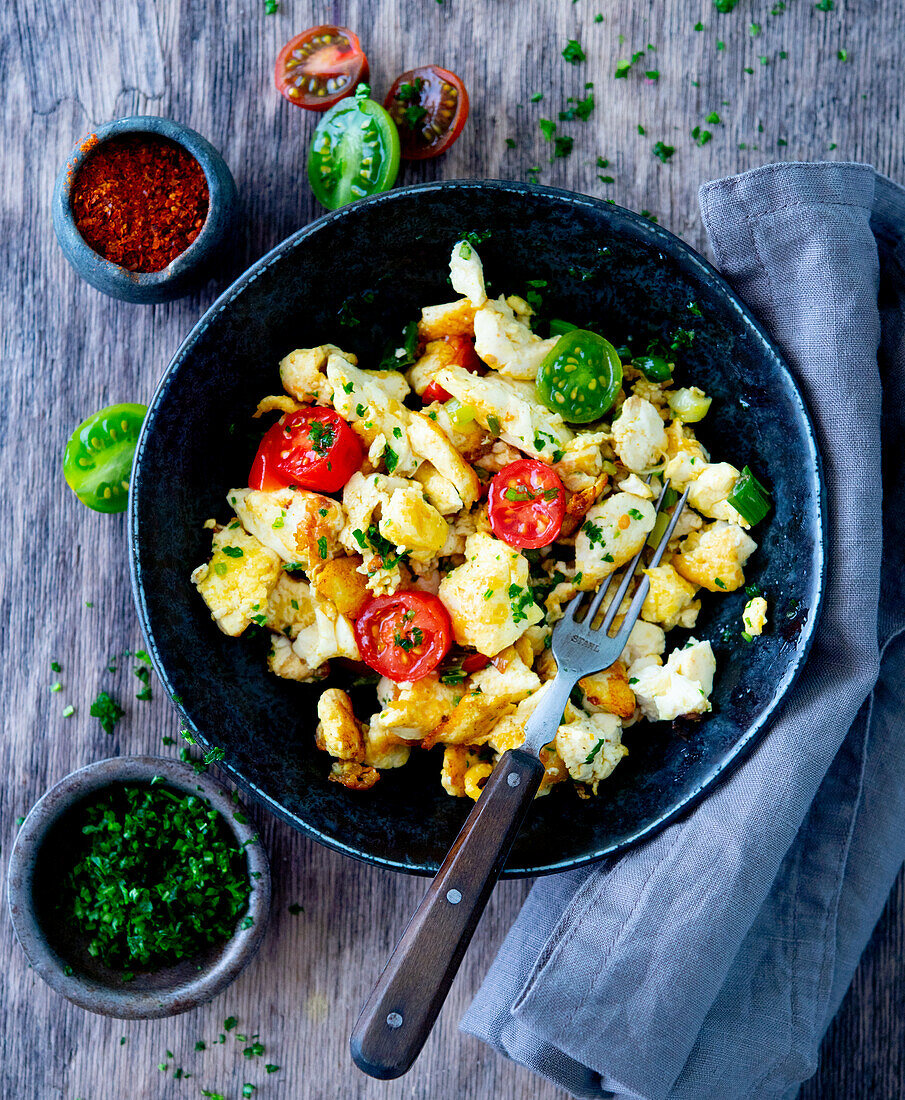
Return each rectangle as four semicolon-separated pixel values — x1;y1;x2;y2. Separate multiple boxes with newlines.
384;66;469;160
354;592;452;682
422;380;451;404
488;459;566;549
63;403;147;514
308;85;401;210
537;330;623;424
275;26;369;111
420;337;483;404
249;407;363;493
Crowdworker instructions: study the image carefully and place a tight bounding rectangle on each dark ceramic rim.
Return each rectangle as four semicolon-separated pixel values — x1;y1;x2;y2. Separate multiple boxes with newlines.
129;179;827;877
6;755;271;1018
53;115;229;288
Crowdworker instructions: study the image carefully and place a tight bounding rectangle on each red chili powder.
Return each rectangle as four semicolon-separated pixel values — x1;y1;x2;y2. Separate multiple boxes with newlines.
71;133;210;273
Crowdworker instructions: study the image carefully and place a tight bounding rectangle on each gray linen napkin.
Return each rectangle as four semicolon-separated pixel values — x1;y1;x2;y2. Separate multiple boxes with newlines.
461;162;905;1100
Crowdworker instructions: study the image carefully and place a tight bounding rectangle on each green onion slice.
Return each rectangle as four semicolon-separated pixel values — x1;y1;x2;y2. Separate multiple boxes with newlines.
728;465;772;525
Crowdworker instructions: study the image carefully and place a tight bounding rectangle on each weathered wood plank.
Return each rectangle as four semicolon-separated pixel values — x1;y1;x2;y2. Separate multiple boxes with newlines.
0;0;902;1096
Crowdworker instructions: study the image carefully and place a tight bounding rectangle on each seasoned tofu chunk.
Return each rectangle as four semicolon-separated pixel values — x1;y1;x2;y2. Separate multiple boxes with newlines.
611;396;668;473
449;240;488;307
316;688;366;762
473;296;557;381
291;595;360;671
555;707;626;788
418;299;477;341
438;533;543;656
631;638;716;721
228;487;344;567
264;573;317;638
672;521;757;593
192;522;282;636
279;344;356;405
641;564;699;629
575;492;657;584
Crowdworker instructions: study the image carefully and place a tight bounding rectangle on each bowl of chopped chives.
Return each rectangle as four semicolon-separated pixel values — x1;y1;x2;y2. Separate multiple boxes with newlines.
6;755;270;1019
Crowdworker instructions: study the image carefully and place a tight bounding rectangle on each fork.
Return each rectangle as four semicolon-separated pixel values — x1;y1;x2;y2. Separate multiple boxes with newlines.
350;480;690;1080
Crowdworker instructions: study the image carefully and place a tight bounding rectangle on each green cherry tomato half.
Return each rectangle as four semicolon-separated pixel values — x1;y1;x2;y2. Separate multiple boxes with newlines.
308;83;401;210
536;330;623;423
63;403;147;513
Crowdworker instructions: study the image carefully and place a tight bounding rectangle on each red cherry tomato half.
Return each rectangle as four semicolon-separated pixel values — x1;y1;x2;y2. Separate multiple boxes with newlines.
275;26;369;111
420;336;484;404
488;459;566;549
384;66;469;160
354;592;452;682
249;407;363;493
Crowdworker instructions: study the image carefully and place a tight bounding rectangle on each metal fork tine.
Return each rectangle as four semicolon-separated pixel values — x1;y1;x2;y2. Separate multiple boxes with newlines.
594;478;671;633
610;485;690;649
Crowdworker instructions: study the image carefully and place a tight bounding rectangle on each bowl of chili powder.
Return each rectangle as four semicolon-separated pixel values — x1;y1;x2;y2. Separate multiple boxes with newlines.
6;755;270;1018
53;116;237;304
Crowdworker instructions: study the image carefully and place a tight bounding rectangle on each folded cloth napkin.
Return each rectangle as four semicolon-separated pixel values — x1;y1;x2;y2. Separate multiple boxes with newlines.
461;162;905;1100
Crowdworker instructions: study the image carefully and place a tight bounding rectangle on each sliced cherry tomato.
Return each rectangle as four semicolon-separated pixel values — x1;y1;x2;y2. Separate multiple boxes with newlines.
63;403;147;514
420;336;484;404
536;330;623;424
488;459;566;549
275;26;368;111
384;66;469;160
249;407;363;493
354;592;452;682
308;84;401;209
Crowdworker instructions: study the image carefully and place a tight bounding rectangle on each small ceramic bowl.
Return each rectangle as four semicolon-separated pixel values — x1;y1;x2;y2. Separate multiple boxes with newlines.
7;755;270;1019
52;116;238;304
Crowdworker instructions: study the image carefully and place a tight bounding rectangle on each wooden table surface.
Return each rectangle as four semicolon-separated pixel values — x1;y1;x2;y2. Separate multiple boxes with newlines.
2;1;902;1097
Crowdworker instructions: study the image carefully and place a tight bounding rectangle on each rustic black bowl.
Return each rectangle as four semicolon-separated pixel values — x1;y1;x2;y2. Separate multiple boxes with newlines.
129;180;825;877
52;115;238;304
7;756;270;1018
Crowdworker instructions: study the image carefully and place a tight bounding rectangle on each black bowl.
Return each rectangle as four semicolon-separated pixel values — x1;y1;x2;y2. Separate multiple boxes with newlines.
130;180;825;877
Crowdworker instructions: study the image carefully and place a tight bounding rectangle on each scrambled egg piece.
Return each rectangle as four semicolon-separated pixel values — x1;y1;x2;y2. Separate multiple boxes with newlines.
578;661;636;719
438;533;543;655
369;675;460;742
418;298;476;341
449;239;488;307
631;638;716;722
290;594;360;670
575;492;657;583
316;688;366;761
612;396;668;473
279;344;355;405
264;573;317;637
553;431;612;492
620;619;667;667
663;422;709;488
555;706;627;788
339;471;448;566
687;462;750;528
673;520;757;593
192;523;281;636
641;564;699;630
473;296;558;381
268;634;325;682
433;363;573;461
743;595;768;636
228;487;344;567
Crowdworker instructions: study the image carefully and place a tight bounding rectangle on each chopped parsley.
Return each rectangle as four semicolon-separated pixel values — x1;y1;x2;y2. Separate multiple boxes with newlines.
221;546;244;559
692;127;713;146
352;525;409;570
652;141;675;163
317;536;328;560
714;577;727;589
383;444;399;473
584;738;606;764
539;118;556;142
90;691;125;735
582;519;606;547
307;418;335;455
55;785;250;971
562;39;586;64
508;583;538;625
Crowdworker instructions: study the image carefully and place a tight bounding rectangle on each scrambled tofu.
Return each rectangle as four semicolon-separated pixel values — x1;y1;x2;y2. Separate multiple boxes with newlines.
438;533;543;655
631;639;716;722
192;240;769;799
192;522;281;636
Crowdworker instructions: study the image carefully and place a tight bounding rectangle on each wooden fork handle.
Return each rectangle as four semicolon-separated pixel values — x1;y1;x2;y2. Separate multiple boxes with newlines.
349;747;545;1080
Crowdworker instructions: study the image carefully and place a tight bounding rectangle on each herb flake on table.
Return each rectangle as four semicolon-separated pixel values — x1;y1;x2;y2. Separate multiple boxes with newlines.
652;141;675;162
90;690;124;735
562;39;586;64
